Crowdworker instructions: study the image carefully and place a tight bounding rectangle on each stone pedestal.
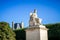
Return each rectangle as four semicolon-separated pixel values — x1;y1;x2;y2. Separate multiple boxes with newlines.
25;25;48;40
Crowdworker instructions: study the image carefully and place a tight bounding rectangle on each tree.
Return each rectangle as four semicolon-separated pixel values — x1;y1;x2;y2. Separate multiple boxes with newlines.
45;23;60;40
0;22;16;40
14;28;26;40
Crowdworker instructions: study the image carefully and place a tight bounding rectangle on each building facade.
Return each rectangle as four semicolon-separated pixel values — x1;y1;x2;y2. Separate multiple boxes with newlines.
12;21;24;30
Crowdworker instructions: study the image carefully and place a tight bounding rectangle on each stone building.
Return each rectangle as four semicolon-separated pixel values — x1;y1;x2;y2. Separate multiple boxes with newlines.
12;21;24;30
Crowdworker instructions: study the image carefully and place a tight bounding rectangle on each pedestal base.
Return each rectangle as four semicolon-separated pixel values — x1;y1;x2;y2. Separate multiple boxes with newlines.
25;26;48;40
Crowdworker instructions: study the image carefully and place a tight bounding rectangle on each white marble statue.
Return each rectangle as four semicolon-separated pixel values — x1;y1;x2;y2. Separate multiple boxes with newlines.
29;9;42;27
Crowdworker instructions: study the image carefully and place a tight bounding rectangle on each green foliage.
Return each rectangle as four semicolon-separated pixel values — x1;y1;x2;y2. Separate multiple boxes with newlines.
0;22;16;40
45;23;60;40
14;28;26;40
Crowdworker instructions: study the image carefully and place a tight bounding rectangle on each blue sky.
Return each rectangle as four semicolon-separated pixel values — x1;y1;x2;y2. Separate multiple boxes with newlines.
0;0;60;27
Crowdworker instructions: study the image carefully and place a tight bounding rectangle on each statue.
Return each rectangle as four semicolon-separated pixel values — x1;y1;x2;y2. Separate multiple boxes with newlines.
29;9;42;27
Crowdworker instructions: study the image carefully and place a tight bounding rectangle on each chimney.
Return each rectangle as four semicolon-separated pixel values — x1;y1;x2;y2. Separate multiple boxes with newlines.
12;21;14;30
21;21;24;28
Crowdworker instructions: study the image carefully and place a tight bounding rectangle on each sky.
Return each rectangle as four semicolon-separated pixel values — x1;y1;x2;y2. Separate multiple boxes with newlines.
0;0;60;27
